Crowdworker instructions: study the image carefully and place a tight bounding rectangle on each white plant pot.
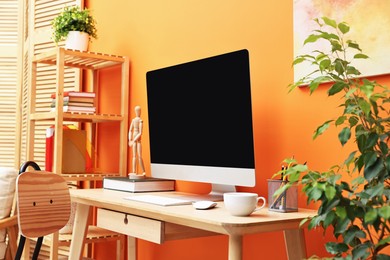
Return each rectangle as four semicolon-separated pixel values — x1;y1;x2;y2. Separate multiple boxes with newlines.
65;31;89;51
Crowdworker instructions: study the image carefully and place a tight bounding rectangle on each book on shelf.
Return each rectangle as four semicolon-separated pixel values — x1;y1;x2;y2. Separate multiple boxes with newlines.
51;95;95;104
103;176;175;193
50;91;96;99
51;100;95;108
51;105;96;113
50;91;96;113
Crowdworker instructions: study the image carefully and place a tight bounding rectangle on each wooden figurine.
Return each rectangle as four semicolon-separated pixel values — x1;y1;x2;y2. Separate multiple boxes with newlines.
128;106;146;179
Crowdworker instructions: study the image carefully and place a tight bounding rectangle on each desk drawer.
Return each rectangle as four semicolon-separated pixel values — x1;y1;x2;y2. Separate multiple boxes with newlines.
97;208;164;244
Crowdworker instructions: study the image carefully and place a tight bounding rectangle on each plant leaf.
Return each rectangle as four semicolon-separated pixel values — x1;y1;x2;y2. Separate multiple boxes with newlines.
325;186;336;200
347;41;362;52
335;116;346;126
324;210;336;228
354;53;368;59
335;59;346;75
365;133;378;150
376;236;390;248
309;76;330;94
364;208;378;224
304;34;320;45
364;157;383;181
346;65;361;76
362;183;384;199
328;82;347;96
331;40;343;52
335;206;347;219
272;182;291;197
344;151;357;167
320;59;331;72
338;127;351;146
344;225;365;244
325;242;348;254
379;141;388;156
338;22;350;34
299;217;310;228
358;99;371;116
293;56;306;66
378;206;390;220
322;17;337;28
348;116;359;127
377;254;390;260
313;120;333;140
352;243;371;260
308;187;323;202
361;82;374;99
334;217;350;234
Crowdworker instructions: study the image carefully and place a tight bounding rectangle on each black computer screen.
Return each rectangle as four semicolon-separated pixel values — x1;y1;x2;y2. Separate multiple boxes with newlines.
147;49;255;170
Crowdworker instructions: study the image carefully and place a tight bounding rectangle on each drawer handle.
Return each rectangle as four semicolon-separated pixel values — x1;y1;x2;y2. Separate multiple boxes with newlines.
124;214;128;225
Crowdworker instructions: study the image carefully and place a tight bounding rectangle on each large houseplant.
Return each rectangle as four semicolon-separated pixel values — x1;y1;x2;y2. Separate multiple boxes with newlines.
51;6;97;51
275;17;390;259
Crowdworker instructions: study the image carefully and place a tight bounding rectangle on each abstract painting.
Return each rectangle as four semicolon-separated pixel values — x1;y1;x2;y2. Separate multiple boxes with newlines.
293;0;390;82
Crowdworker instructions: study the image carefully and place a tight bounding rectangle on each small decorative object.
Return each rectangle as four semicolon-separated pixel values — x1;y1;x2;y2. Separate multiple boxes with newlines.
268;179;298;213
128;106;146;179
51;6;97;51
269;161;299;212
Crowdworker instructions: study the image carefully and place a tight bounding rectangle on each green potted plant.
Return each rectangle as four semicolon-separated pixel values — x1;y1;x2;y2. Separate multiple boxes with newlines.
274;17;390;259
51;6;97;51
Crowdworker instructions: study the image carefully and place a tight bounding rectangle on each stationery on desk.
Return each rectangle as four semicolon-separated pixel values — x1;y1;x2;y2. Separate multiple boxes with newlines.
103;176;175;193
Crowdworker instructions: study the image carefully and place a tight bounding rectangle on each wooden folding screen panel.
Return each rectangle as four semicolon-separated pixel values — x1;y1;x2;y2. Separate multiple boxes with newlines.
0;0;22;168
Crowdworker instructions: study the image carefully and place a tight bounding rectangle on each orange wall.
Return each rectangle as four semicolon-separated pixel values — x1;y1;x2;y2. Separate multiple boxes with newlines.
85;1;390;259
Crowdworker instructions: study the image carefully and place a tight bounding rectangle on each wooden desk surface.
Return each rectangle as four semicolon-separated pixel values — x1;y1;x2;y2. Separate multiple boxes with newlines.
70;189;316;236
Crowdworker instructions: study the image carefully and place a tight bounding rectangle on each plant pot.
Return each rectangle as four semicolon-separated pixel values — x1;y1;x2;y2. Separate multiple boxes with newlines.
65;31;89;51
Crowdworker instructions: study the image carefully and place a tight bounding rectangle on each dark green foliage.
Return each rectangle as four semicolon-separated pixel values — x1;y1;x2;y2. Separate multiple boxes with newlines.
280;17;390;259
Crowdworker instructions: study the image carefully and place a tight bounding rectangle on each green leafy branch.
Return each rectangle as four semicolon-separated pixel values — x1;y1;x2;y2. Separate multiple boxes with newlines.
279;17;390;259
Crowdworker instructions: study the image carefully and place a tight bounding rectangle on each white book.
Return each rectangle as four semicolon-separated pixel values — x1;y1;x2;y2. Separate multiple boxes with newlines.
103;177;175;193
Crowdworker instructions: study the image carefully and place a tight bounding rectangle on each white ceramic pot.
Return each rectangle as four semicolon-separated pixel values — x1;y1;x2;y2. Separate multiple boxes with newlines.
65;31;89;51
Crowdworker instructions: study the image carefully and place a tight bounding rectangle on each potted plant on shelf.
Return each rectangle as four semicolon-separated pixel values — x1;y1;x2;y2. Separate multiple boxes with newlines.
274;17;389;259
51;6;97;51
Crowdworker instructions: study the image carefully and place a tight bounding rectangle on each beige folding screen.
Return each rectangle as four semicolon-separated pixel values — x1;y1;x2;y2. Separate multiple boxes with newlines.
21;0;83;168
0;0;21;168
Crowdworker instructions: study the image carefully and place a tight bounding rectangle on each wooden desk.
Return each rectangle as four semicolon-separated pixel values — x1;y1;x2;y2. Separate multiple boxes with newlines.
69;189;316;260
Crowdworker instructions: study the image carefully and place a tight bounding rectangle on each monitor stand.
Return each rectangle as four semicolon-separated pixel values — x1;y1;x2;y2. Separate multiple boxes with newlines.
209;184;236;197
175;184;236;202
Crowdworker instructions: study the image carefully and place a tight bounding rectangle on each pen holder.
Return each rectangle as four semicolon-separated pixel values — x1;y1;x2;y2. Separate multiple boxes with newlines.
267;179;298;212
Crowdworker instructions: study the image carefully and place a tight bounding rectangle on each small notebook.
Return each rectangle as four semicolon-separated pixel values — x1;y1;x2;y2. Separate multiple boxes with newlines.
124;194;193;206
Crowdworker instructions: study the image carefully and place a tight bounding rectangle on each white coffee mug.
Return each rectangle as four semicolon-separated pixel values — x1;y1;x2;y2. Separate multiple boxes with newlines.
224;192;266;216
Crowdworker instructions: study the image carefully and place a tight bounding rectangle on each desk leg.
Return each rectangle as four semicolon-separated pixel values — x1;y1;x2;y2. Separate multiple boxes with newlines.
69;203;90;260
284;229;306;260
228;235;242;260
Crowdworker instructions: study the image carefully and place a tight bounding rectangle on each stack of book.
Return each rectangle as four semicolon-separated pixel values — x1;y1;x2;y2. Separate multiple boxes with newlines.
103;176;175;193
51;91;96;114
